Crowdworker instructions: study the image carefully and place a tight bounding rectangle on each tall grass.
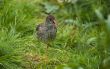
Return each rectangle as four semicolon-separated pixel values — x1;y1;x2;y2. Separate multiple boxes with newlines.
0;0;37;69
0;0;110;69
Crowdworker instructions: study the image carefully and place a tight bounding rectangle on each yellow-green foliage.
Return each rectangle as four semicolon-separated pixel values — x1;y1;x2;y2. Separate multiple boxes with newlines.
0;0;110;69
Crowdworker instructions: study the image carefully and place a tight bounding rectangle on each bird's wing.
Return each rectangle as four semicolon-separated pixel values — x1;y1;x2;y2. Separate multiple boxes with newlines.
37;24;47;32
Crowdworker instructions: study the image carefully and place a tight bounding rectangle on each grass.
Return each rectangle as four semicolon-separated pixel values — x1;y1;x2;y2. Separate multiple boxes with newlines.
0;0;110;69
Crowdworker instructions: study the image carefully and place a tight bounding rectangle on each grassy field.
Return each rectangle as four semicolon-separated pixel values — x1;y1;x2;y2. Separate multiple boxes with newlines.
0;0;110;69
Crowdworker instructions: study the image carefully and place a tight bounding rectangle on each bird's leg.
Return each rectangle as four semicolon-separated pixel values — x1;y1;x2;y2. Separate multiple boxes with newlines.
44;43;48;62
45;44;48;57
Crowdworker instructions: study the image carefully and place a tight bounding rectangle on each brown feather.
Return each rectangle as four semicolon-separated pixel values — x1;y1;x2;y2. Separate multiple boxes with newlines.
36;15;57;43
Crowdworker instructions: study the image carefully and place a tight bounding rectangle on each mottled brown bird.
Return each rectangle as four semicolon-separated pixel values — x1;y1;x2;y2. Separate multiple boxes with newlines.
36;14;57;56
36;14;57;43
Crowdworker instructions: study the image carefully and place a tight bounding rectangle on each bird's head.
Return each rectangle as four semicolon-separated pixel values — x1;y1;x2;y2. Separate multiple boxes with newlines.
45;14;57;27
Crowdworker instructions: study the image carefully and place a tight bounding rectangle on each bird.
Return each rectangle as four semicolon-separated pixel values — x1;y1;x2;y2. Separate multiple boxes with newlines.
36;14;57;57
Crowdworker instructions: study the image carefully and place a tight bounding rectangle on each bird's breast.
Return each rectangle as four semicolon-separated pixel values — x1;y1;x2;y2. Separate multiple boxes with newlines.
36;23;57;42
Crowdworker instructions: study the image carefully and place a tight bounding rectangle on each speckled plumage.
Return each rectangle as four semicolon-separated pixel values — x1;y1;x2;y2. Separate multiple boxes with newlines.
36;15;57;43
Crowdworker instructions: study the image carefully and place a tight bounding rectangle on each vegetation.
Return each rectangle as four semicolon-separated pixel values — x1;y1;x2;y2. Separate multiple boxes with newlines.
0;0;110;69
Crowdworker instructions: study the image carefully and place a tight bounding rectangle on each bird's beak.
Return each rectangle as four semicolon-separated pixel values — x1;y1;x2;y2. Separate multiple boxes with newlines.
53;20;57;27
